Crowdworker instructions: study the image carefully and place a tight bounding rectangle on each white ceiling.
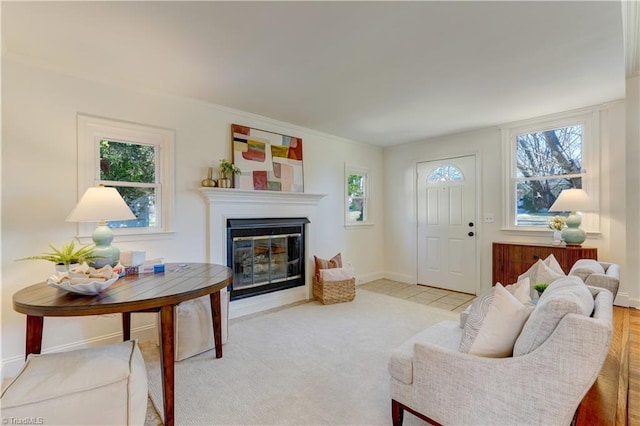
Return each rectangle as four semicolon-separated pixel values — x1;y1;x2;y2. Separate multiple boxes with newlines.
2;1;626;147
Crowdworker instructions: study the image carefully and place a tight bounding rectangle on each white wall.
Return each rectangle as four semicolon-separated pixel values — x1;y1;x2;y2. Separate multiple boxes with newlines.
626;74;640;308
382;102;629;304
1;55;384;378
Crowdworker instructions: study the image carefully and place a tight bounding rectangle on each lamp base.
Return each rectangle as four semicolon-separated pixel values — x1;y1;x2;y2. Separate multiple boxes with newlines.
90;223;121;268
561;212;586;246
91;246;121;268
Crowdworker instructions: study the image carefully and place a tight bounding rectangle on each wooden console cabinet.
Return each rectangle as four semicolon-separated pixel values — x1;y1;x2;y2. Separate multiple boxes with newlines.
492;242;597;285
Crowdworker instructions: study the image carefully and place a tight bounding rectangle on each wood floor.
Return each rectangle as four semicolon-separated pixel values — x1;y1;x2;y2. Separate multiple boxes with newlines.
575;307;640;426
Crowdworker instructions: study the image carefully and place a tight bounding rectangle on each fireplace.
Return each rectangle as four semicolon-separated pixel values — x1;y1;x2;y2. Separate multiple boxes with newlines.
226;218;310;300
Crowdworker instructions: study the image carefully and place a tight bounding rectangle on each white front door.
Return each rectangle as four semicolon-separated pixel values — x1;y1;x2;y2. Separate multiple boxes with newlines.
417;155;477;294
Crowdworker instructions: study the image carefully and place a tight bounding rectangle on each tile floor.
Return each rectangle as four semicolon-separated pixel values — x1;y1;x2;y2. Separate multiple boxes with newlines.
359;278;475;313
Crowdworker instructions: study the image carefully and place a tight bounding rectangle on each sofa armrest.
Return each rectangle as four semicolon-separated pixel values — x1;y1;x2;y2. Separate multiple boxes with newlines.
408;306;612;426
584;265;619;299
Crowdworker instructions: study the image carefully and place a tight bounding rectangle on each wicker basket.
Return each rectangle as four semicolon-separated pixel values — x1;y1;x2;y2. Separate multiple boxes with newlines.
312;275;356;305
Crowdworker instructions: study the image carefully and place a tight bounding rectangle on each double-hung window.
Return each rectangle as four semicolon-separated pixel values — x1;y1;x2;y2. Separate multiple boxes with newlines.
503;108;600;231
345;165;372;226
77;114;175;240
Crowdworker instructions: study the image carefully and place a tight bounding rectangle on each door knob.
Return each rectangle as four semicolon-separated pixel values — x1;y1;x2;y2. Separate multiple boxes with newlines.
468;232;474;237
469;222;474;227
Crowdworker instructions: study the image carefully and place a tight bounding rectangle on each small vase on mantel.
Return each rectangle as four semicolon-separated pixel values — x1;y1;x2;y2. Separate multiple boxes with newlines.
552;230;563;245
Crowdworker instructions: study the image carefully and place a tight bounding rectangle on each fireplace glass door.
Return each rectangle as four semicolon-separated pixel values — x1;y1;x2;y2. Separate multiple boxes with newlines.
227;218;307;300
233;233;302;290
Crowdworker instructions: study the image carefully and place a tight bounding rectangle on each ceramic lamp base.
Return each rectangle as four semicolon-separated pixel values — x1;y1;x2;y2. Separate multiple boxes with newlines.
561;212;586;246
90;223;121;268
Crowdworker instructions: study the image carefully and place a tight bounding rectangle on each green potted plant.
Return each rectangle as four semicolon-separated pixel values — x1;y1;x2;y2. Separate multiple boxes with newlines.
218;159;241;188
533;282;549;297
18;240;101;271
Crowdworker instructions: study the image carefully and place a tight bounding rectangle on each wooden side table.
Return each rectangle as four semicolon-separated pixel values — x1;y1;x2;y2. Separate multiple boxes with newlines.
492;242;597;285
12;262;232;426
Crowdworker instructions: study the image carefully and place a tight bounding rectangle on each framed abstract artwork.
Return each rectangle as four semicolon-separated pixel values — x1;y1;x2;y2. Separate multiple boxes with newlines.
231;124;304;192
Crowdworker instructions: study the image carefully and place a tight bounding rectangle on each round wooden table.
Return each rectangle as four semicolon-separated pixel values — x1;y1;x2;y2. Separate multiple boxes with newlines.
13;262;233;426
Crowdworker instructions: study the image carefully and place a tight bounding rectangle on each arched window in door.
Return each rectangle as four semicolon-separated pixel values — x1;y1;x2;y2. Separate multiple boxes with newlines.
427;165;464;183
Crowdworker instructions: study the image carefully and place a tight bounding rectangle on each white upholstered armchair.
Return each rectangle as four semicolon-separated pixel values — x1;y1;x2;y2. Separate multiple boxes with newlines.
389;282;613;426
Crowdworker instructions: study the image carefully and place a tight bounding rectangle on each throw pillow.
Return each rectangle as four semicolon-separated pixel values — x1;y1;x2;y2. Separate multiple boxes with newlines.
513;276;594;356
505;277;534;308
533;260;565;286
314;253;342;280
468;283;533;357
518;255;566;298
459;287;495;353
319;267;354;282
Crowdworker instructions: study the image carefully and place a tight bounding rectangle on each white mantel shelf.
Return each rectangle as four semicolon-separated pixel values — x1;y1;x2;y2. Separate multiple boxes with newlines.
199;187;327;205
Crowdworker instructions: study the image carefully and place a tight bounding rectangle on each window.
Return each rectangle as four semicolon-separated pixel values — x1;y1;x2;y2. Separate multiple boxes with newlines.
345;165;372;226
427;165;464;183
77;114;175;240
502;108;600;231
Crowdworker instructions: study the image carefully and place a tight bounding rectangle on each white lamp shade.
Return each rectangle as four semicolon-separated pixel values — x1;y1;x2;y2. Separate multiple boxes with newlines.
66;186;136;223
549;188;593;213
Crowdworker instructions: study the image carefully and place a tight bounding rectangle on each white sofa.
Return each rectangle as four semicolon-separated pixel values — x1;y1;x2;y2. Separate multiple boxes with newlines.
1;340;148;425
388;279;613;426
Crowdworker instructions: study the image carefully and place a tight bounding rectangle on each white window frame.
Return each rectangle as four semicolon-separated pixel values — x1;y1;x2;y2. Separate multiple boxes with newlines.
345;164;373;227
501;107;601;233
76;114;175;242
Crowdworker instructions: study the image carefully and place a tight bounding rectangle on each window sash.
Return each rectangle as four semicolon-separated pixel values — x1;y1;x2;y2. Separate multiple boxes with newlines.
502;107;600;232
77;114;175;240
345;164;372;226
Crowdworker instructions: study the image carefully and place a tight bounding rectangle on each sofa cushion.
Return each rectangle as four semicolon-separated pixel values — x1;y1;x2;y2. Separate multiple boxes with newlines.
513;276;594;356
1;340;147;425
388;320;461;385
465;284;533;357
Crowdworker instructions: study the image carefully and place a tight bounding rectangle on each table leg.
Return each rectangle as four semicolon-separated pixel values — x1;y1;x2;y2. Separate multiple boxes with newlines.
25;315;43;359
210;290;223;358
122;312;131;341
159;305;175;426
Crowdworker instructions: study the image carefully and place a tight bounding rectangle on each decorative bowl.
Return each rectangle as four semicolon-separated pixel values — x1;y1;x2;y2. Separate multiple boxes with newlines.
46;264;119;295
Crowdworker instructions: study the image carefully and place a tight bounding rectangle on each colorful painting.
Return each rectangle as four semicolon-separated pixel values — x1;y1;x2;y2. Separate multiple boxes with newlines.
231;124;304;192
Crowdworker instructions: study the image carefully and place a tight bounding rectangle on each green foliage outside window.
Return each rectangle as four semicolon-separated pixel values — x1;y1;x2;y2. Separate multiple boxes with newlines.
99;140;157;228
348;173;365;222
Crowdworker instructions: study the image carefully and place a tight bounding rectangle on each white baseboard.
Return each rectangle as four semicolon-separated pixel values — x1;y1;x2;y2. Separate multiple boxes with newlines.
383;271;415;284
1;324;157;381
355;271;385;284
229;286;307;319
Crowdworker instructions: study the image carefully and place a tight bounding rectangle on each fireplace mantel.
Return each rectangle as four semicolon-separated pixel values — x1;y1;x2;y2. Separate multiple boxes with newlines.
199;187;327;318
199;188;326;206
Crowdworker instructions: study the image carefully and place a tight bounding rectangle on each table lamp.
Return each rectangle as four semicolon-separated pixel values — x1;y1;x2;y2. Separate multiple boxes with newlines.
66;185;136;267
548;188;593;246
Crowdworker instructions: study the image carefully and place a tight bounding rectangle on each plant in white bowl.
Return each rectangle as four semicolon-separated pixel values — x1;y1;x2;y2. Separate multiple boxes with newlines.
18;240;101;271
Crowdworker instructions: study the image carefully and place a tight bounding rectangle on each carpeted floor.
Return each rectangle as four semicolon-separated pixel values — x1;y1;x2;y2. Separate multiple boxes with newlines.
142;288;458;425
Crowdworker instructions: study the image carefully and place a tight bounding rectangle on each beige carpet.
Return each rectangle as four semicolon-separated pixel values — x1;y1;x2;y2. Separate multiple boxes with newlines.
142;288;458;425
